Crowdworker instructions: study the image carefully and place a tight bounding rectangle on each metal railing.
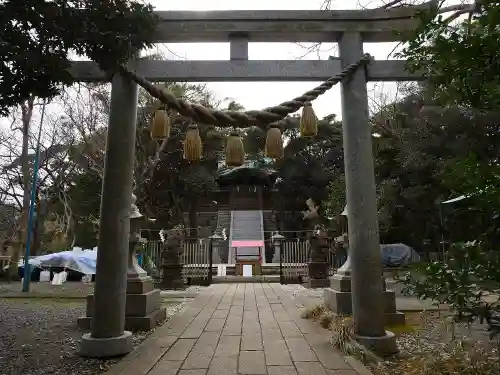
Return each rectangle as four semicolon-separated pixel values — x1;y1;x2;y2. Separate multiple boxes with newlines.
182;240;211;285
280;240;309;284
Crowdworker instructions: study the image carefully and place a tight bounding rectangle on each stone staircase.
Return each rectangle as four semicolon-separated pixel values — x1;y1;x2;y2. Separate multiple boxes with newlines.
229;210;264;264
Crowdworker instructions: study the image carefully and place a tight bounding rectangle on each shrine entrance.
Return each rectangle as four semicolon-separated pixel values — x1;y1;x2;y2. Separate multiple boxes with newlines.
72;5;428;358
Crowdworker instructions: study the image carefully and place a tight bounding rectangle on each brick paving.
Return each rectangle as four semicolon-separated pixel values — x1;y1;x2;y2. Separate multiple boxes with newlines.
104;283;371;375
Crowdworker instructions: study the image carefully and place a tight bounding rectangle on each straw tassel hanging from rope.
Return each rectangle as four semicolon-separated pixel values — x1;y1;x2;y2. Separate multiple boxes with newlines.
151;109;171;140
184;124;202;161
226;131;245;167
265;124;284;159
300;102;318;137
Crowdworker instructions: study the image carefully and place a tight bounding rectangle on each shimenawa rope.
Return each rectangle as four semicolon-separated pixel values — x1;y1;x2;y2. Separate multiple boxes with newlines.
118;53;372;127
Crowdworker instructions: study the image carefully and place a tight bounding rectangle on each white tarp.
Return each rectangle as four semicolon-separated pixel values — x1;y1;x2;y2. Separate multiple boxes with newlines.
19;248;98;275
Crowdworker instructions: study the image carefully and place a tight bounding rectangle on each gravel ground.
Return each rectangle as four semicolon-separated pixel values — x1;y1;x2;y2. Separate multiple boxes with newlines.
0;282;200;375
376;311;499;375
0;282;94;298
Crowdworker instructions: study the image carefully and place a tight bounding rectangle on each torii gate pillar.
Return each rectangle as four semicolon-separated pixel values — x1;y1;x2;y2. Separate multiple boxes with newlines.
79;70;138;357
337;32;397;354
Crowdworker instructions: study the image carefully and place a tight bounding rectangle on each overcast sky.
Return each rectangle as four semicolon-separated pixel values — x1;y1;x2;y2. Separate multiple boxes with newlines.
146;0;404;119
1;0;405;136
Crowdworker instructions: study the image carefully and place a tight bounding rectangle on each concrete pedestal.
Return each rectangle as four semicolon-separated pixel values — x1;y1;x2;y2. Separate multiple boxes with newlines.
324;273;353;315
305;234;330;288
162;263;185;289
78;276;166;332
305;262;330;288
324;274;405;326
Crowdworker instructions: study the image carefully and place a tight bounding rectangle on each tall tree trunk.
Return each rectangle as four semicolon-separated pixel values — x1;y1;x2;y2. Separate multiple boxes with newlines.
9;98;34;280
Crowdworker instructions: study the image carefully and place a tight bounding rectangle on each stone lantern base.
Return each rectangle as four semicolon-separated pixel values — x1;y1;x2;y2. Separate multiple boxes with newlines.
305;234;331;288
305;262;330;288
78;276;166;332
324;272;405;326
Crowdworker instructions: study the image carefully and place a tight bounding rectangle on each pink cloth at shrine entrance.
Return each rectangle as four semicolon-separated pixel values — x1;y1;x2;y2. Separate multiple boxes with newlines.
231;240;264;247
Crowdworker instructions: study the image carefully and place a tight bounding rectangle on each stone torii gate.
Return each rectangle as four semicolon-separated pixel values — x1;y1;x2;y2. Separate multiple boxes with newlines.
71;6;426;357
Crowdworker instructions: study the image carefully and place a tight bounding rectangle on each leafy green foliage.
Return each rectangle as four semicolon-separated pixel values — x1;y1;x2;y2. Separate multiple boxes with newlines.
0;0;157;116
324;175;345;219
64;170;102;248
443;153;500;246
399;2;500;109
401;242;500;333
397;3;500;333
274;118;344;234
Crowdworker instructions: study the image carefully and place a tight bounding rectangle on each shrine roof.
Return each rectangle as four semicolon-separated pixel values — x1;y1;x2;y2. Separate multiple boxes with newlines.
217;159;277;186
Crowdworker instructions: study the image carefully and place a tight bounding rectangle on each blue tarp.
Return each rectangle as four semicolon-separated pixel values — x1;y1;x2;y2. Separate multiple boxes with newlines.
380;243;420;267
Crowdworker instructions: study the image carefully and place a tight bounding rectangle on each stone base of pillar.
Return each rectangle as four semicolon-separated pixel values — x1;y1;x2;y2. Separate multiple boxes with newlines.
356;330;398;356
306;261;330;288
78;276;166;332
79;331;133;358
324;274;405;326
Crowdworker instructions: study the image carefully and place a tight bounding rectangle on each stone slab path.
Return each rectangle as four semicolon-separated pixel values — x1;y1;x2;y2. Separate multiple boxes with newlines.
104;283;371;375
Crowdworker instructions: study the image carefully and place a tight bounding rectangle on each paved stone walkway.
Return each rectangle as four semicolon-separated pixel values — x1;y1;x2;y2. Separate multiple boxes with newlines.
105;283;371;375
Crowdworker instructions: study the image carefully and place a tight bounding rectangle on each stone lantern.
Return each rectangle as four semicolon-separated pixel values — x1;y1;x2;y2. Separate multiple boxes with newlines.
123;194;166;331
78;194;166;333
208;232;224;283
271;232;284;264
306;229;330;288
127;195;147;280
161;228;185;290
301;198;330;288
324;204;405;327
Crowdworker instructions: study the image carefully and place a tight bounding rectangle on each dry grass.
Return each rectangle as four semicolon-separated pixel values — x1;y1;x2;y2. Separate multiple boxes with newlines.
301;304;500;375
301;304;380;365
375;345;500;375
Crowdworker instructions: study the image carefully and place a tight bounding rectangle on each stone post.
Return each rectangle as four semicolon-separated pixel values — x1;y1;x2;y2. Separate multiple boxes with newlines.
161;229;185;289
331;32;396;355
79;69;138;358
305;232;330;288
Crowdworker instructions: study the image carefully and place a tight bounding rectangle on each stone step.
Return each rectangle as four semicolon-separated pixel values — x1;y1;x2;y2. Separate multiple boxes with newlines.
168;264;309;277
212;275;281;283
